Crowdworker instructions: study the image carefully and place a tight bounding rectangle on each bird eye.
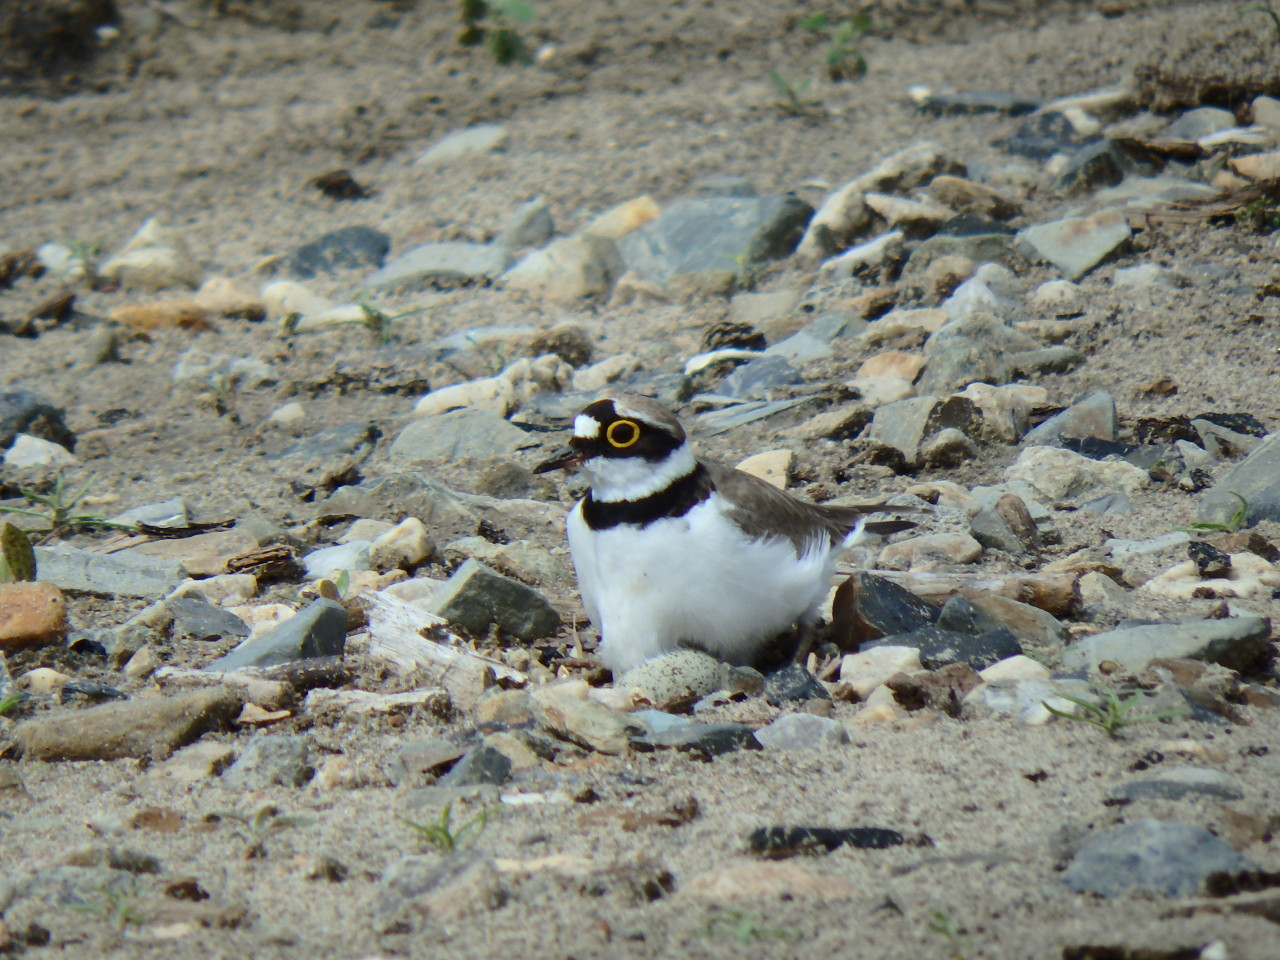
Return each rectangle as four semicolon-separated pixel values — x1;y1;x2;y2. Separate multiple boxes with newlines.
606;419;641;449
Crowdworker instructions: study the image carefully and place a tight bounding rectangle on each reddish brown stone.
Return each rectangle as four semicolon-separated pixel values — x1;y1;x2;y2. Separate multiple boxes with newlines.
0;582;67;649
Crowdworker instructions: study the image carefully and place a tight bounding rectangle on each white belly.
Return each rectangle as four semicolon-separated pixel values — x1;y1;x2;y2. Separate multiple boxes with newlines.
566;494;835;673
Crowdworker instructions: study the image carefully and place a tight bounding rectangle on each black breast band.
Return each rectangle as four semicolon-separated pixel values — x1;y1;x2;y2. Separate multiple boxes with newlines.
581;465;711;530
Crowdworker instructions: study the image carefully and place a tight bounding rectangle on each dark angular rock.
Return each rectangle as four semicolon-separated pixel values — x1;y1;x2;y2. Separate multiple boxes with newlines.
1198;433;1280;527
436;744;512;788
0;389;75;451
830;571;938;651
430;559;560;641
747;825;906;858
873;625;1023;670
936;213;1016;237
286;226;391;279
763;662;829;705
996;111;1083;160
203;598;347;671
917;90;1040;116
1188;541;1231;579
718;354;801;400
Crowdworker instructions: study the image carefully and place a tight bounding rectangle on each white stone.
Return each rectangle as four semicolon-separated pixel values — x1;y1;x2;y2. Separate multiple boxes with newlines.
415;124;508;167
818;231;904;281
979;655;1050;682
1005;446;1148;501
1079;570;1128;605
302;541;372;579
369;517;434;570
1142;553;1280;600
99;218;203;290
735;449;793;489
414;376;516;419
169;574;258;606
1031;279;1082;312
839;645;921;698
3;434;77;468
573;354;640;392
268;402;307;425
261;280;335;319
847;375;915;408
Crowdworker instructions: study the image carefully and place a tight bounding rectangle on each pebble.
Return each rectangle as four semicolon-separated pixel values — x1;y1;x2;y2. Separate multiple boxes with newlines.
203;598;347;671
1023;391;1116;445
1143;552;1280;600
415;124;508;167
503;234;625;302
964;677;1094;725
0;582;67;649
367;241;513;291
428;559;560;641
874;623;1021;670
436;744;512;788
746;824;905;857
286;226;390;279
927;175;1022;219
531;682;642;755
2;434;77;468
1061;818;1254;897
753;713;850;750
1005;445;1148;502
1057;615;1272;674
840;645;922;698
99;217;203;290
376;850;504;927
818;230;904;280
634;722;762;758
1197;432;1280;526
369;517;435;571
1015;207;1131;280
221;735;313;789
495;197;555;251
136;741;235;786
13;688;239;761
390;408;538;461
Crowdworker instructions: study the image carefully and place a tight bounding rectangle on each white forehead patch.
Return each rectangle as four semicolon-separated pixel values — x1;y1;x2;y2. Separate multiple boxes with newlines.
573;414;601;439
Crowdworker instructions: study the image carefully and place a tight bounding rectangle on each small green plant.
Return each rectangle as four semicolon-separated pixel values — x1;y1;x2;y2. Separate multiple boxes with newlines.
0;691;23;716
355;300;437;345
66;879;149;932
1243;3;1280;43
1180;491;1249;534
1236;195;1280;233
0;521;36;582
927;911;970;960
0;473;137;541
1042;689;1189;739
66;238;100;286
768;69;820;117
404;801;492;852
705;910;797;945
215;804;311;858
459;0;536;65
798;11;871;80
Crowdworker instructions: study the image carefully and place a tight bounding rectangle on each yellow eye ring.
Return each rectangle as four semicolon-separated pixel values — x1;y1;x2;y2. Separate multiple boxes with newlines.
606;419;641;449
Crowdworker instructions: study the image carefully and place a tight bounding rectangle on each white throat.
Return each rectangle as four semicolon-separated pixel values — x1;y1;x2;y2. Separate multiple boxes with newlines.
581;443;698;502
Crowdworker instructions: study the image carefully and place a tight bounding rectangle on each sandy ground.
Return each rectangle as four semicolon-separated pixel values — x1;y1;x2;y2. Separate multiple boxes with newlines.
2;1;1280;958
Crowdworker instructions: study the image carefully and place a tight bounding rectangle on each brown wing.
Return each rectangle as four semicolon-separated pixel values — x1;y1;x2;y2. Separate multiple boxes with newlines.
701;461;923;555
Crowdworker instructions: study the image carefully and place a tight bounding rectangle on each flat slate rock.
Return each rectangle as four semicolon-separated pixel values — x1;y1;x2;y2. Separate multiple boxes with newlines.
221;734;313;789
1198;432;1280;526
1062;818;1254;897
633;722;763;758
1110;766;1245;802
203;598;347;671
286;226;391;279
166;597;250;640
1057;615;1272;674
34;543;187;598
389;409;538;462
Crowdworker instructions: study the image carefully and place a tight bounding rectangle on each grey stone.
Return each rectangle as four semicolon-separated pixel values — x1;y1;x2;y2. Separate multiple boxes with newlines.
165;597;249;641
694;174;758;197
917;314;1041;393
1051;140;1142;194
1104;530;1191;558
694;397;811;436
1163;107;1237;140
430;559;560;641
1198;433;1280;525
108;497;188;529
415;124;508;167
495;198;555;251
376;850;504;924
390;409;538;462
286;226;391;279
753;713;849;750
1057;616;1272;674
763;662;829;704
12;688;239;761
942;266;1018;322
436;744;512;788
874;625;1022;670
318;473;473;527
1192;419;1260;460
1024;391;1116;445
0;389;75;451
997;110;1083;160
368;242;513;291
969;594;1067;650
1080;491;1133;514
920;427;978;467
34;542;186;598
502;234;624;302
221;735;313;789
868;396;939;466
1015;208;1131;279
268;421;379;488
718;354;801;400
634;722;763;758
969;506;1027;554
617;194;813;287
203;599;347;671
819;230;904;279
1111;766;1244;802
1062;818;1254;897
631;709;695;735
900;234;1020;297
764;312;860;363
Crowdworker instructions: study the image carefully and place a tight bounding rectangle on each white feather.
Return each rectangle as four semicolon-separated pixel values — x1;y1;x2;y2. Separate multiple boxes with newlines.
577;444;699;503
